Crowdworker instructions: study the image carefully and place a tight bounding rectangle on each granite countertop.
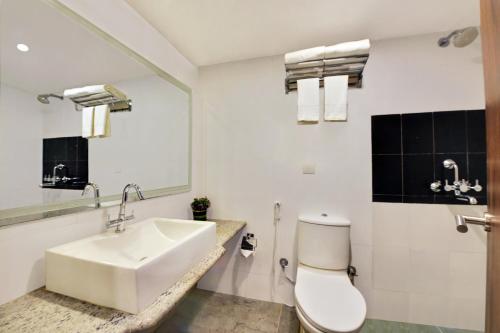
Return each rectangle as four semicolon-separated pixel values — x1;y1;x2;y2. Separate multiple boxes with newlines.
0;219;246;333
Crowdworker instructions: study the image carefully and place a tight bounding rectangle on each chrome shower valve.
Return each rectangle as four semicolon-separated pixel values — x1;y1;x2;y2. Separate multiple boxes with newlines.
429;159;483;205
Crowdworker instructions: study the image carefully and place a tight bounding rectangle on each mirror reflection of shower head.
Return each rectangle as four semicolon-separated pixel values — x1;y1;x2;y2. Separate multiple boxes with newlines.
36;93;63;104
438;27;479;48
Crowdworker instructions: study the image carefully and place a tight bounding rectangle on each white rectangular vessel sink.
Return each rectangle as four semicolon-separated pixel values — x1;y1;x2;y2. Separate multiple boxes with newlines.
45;218;216;314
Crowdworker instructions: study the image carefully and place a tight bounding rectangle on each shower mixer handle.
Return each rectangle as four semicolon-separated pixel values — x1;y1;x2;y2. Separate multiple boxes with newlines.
471;179;483;192
430;180;442;192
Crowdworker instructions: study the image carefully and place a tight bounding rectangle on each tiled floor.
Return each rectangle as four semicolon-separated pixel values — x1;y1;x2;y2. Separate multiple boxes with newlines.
156;289;481;333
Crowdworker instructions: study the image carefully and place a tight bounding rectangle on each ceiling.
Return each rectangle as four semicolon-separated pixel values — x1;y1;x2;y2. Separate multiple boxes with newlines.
1;0;151;94
126;0;480;66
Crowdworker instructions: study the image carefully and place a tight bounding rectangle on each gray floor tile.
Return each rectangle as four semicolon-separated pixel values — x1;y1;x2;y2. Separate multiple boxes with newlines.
156;289;282;333
439;327;483;333
361;319;441;333
277;305;299;333
155;289;482;333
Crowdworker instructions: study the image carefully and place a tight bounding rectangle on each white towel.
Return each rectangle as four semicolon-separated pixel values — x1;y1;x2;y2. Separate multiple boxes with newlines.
82;107;94;138
93;104;110;137
285;46;325;64
285;60;324;70
325;39;371;59
63;84;127;100
324;57;368;66
297;78;320;122
324;75;348;121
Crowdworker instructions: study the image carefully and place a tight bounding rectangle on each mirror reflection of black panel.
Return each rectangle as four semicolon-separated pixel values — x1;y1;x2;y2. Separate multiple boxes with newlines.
42;137;88;190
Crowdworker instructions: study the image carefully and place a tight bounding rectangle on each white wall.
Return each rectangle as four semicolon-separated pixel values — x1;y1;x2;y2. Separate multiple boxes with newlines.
0;84;43;209
198;33;486;331
0;0;202;305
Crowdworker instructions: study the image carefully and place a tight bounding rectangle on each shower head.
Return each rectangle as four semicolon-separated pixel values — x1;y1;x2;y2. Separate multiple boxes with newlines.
37;93;63;104
438;27;479;48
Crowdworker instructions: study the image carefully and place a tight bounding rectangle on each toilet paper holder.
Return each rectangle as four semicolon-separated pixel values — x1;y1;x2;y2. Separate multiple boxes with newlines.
240;233;257;258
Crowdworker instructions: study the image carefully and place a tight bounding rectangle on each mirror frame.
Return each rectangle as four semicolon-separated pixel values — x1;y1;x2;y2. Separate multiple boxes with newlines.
0;0;192;228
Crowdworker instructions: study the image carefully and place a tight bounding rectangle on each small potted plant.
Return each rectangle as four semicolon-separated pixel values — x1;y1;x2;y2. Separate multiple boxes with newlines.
191;197;211;221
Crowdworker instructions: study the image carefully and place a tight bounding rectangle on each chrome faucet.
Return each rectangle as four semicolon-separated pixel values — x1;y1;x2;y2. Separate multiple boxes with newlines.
107;183;145;232
82;182;101;208
52;164;66;184
429;159;482;205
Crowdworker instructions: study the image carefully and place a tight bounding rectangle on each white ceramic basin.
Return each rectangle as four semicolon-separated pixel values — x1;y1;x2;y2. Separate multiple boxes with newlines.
45;218;216;313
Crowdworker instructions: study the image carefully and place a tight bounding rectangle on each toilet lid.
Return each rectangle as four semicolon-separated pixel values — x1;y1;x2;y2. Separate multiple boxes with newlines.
294;265;366;333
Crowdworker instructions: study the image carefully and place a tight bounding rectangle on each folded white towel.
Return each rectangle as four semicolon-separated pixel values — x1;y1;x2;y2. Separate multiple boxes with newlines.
297;78;320;122
285;46;325;65
285;60;324;70
287;66;324;76
324;63;365;74
63;84;127;100
324;75;348;121
324;56;368;66
93;104;110;137
82;107;94;138
325;39;371;59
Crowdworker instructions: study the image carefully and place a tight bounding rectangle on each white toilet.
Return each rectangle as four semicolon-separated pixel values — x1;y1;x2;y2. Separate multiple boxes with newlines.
294;214;366;333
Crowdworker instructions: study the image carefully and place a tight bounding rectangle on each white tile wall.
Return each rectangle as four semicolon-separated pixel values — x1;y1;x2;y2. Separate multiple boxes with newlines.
370;289;410;322
372;203;487;331
409;249;450;295
373;203;409;247
409;293;449;327
373;245;411;291
449;252;487;300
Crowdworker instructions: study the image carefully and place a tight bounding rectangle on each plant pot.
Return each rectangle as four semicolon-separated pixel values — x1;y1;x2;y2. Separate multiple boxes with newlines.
192;209;207;221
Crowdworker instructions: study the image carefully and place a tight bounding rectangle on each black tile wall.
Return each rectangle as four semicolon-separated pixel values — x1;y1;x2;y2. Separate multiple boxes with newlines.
467;110;486;153
434;111;467;153
371;110;487;205
372;155;402;195
402;113;433;154
371;115;401;154
42;136;88;190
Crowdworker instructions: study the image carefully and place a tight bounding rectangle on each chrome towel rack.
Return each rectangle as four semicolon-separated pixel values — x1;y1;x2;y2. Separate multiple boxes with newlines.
71;92;132;113
284;54;369;94
65;85;132;112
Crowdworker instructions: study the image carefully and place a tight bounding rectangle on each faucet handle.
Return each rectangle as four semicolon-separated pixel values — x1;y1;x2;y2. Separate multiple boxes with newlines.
430;181;441;192
471;179;483;192
459;181;470;193
444;179;454;192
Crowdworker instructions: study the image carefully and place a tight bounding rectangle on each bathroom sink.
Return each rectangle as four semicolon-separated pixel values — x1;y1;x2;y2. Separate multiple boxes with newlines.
45;218;216;313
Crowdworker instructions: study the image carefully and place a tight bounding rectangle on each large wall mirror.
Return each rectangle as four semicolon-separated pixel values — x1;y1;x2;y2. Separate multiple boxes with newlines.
0;0;191;227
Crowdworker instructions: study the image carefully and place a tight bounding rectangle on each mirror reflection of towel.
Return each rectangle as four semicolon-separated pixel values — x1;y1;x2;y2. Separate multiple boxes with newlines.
94;104;110;137
82;107;94;138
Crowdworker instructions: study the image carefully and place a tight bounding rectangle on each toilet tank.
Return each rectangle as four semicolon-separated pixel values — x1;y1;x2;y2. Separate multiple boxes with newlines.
298;214;351;270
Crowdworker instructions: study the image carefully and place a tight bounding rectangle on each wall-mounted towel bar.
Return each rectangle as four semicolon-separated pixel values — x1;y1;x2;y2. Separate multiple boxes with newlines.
284;39;370;94
72;93;132;113
285;55;368;93
64;85;132;112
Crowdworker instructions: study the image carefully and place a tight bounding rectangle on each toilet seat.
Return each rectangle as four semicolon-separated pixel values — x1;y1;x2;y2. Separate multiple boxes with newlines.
294;265;366;333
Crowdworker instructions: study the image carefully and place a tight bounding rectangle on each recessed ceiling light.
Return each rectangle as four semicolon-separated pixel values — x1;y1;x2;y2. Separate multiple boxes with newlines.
16;43;29;52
